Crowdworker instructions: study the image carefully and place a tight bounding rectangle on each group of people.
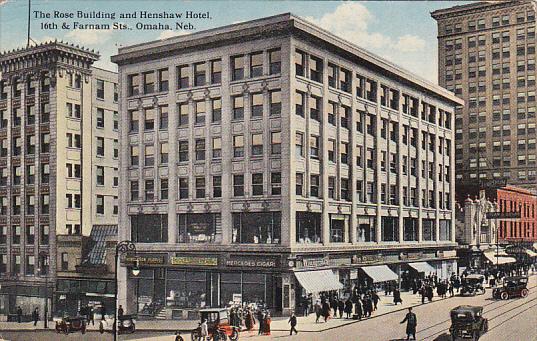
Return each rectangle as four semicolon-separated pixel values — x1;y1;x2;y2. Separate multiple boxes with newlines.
16;306;40;326
229;306;272;336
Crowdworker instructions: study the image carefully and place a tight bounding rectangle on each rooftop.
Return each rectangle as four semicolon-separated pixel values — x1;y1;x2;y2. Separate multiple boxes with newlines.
431;0;535;19
112;13;463;106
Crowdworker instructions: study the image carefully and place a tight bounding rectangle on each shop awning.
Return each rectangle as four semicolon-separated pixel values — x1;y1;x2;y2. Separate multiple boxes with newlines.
408;262;436;274
526;249;537;257
361;265;398;283
294;270;344;293
483;252;517;264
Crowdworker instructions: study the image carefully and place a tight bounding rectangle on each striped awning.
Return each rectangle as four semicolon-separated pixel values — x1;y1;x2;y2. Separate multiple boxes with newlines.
294;270;344;293
409;262;436;274
361;265;398;283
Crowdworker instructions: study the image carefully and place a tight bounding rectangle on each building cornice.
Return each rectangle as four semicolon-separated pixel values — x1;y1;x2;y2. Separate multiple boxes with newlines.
431;0;536;20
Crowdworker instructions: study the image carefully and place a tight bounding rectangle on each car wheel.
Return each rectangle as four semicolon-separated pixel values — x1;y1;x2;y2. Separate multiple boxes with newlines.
500;291;509;300
521;289;529;298
191;330;200;341
131;323;136;333
175;335;185;341
230;329;239;341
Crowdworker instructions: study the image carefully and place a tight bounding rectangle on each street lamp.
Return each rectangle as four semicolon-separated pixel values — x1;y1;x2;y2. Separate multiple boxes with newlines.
114;241;138;341
38;251;48;329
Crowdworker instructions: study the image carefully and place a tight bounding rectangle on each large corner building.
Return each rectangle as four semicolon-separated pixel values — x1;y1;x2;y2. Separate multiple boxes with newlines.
112;13;462;318
0;42;119;319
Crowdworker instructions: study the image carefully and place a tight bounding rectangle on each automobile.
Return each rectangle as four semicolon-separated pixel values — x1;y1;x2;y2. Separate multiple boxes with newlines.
460;274;486;296
492;276;529;300
449;305;488;341
99;314;136;335
176;308;239;341
54;316;87;334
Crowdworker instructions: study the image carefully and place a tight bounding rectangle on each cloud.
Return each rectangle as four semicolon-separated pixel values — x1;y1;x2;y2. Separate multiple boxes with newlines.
304;2;435;82
158;30;190;40
0;0;8;6
65;28;114;45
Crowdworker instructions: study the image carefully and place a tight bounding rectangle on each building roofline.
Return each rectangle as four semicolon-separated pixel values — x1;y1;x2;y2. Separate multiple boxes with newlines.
0;40;99;62
112;13;463;106
431;0;535;19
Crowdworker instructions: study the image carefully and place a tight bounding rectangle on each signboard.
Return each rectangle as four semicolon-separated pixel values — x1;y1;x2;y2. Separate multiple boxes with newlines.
480;178;507;189
350;269;358;280
232;294;242;305
225;257;279;268
301;258;329;268
170;256;218;267
352;254;383;264
400;252;424;261
485;212;521;220
124;255;165;265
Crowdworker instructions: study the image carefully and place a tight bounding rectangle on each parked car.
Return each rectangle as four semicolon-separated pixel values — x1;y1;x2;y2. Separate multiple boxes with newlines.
55;316;87;334
492;276;529;300
178;308;239;341
99;314;136;335
449;305;488;341
460;274;486;296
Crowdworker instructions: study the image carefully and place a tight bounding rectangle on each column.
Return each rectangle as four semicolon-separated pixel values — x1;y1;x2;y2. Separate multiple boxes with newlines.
167;65;178;244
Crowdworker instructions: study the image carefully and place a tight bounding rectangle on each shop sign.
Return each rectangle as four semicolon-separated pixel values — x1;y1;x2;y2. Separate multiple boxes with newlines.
301;258;329;268
225;257;279;268
232;294;242;305
400;252;423;261
350;269;358;280
352;254;382;264
124;255;165;265
170;256;218;267
505;246;526;255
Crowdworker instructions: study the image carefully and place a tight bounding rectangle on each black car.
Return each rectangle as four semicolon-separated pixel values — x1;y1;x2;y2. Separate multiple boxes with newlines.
449;305;488;341
492;276;529;300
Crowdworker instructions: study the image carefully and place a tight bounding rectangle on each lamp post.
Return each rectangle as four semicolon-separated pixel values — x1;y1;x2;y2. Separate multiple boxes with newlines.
38;251;48;329
114;241;138;341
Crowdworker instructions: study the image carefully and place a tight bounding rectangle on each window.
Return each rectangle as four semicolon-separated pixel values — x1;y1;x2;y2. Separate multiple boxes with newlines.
231;55;245;81
26;165;35;184
309;135;319;159
213;176;222;198
340;142;349;164
145;180;155;200
12;107;21;126
251;133;263;156
211;98;221;122
211;59;222;84
26;195;35;215
41;133;50;152
250;52;263;77
296;212;321;243
232;96;244;120
270;90;281;116
145;108;155;130
41;164;49;183
195;139;205;161
232;212;281;244
270;131;281;155
178;178;188;199
129;110;139;132
310;174;320;197
26;105;35;125
271;172;281;195
96;137;105;156
195;177;205;198
128;74;139;96
251;93;263;117
114;110;119;130
96;195;105;214
252;173;263;195
233;135;244;157
160;142;168;164
178;213;220;243
357;216;376;242
330;216;345;242
296;173;304;196
194;62;206;86
340;68;351;93
26;135;35;155
130;145;139;166
295;50;306;77
381;217;398;242
13;166;21;185
212;137;221;159
340;105;350;128
178;102;189;126
328;63;337;88
295;91;305;117
309;95;320;121
341;178;349;201
131;214;168;243
96;166;104;186
195;100;206;125
233;175;244;197
328;139;336;162
269;49;281;74
96;79;105;99
177;65;190;89
310;55;323;82
295;132;304;158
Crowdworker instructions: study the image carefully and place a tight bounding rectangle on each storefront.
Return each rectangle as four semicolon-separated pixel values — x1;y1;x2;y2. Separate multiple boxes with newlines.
54;278;115;318
0;282;52;322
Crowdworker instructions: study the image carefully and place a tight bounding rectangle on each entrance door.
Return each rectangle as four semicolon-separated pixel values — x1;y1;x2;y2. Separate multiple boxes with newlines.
154;268;166;312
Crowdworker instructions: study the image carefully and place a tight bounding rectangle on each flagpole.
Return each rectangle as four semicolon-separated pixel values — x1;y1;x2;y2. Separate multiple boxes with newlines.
27;0;31;47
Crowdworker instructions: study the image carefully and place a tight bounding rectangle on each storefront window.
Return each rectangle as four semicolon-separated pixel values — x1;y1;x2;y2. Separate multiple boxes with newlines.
357;215;376;242
131;214;168;243
422;219;436;241
439;219;451;241
329;215;346;242
381;216;399;241
177;213;220;243
403;217;418;241
220;273;272;308
166;270;208;309
231;212;281;244
296;212;322;243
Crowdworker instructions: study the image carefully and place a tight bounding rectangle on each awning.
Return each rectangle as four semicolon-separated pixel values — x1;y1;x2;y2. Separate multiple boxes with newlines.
294;270;344;293
483;252;517;264
533;243;537;251
408;262;436;274
526;249;537;257
361;265;398;283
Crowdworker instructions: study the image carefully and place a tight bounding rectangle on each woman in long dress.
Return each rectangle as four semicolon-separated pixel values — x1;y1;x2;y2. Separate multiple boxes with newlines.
264;312;271;335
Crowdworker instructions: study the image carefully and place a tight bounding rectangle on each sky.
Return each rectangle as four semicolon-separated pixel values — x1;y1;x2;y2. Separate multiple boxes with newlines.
0;0;470;83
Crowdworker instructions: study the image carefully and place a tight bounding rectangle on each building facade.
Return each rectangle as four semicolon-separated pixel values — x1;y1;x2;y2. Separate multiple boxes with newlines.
496;186;537;242
0;42;118;320
112;13;462;318
432;1;537;201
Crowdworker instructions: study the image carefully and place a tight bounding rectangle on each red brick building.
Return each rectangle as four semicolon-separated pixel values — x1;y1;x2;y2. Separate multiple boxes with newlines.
497;186;537;242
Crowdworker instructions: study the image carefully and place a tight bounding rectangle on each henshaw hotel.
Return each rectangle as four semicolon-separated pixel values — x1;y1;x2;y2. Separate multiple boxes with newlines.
112;13;463;318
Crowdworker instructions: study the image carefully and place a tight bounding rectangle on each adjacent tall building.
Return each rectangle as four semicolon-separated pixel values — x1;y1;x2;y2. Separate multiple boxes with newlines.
112;13;462;318
0;42;119;319
432;1;537;201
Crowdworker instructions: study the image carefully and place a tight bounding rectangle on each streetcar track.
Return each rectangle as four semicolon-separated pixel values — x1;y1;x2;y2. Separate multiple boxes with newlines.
418;284;537;340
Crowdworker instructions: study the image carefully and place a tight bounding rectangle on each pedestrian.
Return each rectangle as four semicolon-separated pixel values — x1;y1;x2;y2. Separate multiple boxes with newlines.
420;286;426;304
393;288;402;305
337;298;344;318
354;298;363;320
331;297;338;318
16;306;22;323
117;304;124;318
264;312;271;335
200;319;208;341
426;285;433;302
448;282;454;297
371;291;380;310
32;307;39;327
322;301;330;322
288;311;298;335
257;310;264;335
88;305;94;325
314;301;321;323
400;307;417;340
344;298;353;319
245;308;255;331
